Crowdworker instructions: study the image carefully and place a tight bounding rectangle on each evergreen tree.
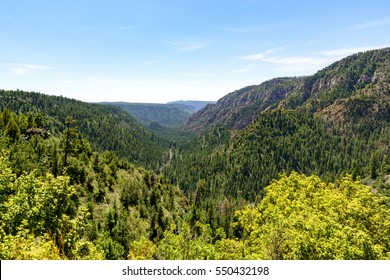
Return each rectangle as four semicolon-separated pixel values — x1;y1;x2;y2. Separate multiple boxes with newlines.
63;116;77;167
5;116;20;142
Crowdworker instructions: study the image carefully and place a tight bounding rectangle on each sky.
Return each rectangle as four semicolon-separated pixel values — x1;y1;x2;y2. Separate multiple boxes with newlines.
0;0;390;103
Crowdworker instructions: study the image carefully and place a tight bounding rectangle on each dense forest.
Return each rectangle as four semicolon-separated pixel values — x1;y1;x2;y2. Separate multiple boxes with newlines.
1;48;390;259
0;90;169;171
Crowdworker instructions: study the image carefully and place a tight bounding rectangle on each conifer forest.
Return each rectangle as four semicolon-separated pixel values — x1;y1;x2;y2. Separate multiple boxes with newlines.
1;48;390;260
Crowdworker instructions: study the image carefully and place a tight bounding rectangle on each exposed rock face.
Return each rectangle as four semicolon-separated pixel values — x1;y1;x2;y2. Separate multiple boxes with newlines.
188;77;304;131
187;48;390;132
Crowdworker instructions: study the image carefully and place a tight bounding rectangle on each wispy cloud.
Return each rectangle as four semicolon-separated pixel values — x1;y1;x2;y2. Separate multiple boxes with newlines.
12;68;28;75
317;45;390;59
333;17;390;33
240;48;282;61
163;39;211;52
263;56;327;66
238;45;390;75
241;46;389;67
2;63;51;75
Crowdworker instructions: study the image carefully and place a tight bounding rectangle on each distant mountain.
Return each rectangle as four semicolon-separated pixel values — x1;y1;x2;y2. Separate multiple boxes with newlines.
187;47;390;132
187;77;303;131
102;101;216;128
101;102;197;127
167;100;216;111
0;90;169;170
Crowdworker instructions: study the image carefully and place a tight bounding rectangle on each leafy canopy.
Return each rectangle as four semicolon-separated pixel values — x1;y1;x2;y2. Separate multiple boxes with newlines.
234;172;390;259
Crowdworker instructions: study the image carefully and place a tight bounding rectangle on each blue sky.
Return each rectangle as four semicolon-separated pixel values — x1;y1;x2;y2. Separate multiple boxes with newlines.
1;0;389;103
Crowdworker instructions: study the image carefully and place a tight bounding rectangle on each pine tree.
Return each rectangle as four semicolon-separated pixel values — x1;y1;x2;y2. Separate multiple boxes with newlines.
0;109;12;128
5;116;20;142
63;116;77;167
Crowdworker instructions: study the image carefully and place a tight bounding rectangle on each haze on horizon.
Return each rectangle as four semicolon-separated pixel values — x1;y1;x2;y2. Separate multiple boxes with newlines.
1;0;389;103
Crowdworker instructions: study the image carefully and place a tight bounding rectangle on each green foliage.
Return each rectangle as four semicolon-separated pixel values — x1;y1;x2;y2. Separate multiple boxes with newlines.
157;222;217;260
0;90;169;170
5;116;20;142
95;232;125;260
73;239;105;260
1;230;62;260
215;238;244;260
128;236;156;260
0;109;12;128
2;172;76;237
169;109;390;206
0;109;187;260
233;173;390;259
1;48;390;260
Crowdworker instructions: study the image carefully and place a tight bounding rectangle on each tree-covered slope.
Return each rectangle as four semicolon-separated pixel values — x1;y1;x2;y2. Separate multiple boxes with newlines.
0;90;169;170
169;48;390;202
0;109;188;259
187;48;390;132
169;109;390;201
282;47;390;111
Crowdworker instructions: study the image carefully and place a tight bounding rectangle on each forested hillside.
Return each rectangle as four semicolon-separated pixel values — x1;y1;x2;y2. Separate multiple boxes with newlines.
1;48;390;260
169;109;390;201
0;90;169;170
0;109;189;259
173;48;390;200
166;48;390;242
188;48;390;132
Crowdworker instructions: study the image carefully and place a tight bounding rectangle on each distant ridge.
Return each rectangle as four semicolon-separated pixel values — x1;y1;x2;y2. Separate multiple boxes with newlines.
102;100;216;127
167;100;216;111
100;102;195;127
187;47;390;132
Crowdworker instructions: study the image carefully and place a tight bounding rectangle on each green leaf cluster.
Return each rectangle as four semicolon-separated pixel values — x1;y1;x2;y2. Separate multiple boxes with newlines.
233;173;390;259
